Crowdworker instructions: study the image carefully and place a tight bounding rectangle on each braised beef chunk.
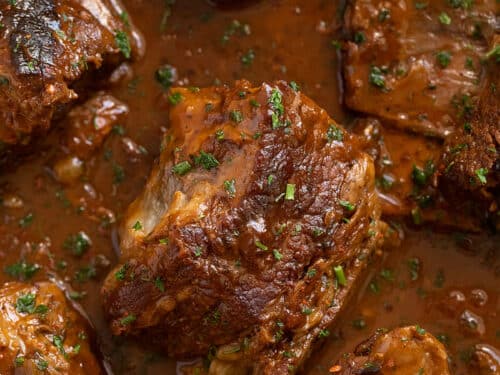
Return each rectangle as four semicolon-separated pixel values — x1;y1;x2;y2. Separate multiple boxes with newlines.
441;55;499;224
0;0;142;148
333;326;450;375
343;0;496;137
0;281;104;374
101;80;386;374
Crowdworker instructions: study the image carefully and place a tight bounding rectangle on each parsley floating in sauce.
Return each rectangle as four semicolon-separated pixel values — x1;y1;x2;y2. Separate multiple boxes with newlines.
64;231;91;257
241;49;255;66
268;88;285;129
114;30;131;59
436;51;452;68
155;64;177;89
439;12;451;25
369;66;386;89
255;240;268;251
5;260;40;280
339;200;356;211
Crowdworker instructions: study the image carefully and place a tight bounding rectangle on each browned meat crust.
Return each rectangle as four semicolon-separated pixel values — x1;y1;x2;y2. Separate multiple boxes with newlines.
101;80;386;374
440;56;499;224
333;326;451;374
343;0;496;138
0;281;104;374
0;0;143;149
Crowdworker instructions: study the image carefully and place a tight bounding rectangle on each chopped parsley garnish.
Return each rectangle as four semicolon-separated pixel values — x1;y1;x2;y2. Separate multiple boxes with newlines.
250;99;261;108
155;64;176;89
255;240;268;251
168;92;183;105
223;179;236;198
415;325;427;335
154;277;165;292
326;123;343;142
114;30;131;59
53;335;66;356
407;257;421;281
132;221;143;231
268;88;285;129
215;129;225;140
334;265;347;286
64;231;91;257
230;109;244;123
120;314;136;325
485;45;500;63
194;151;220;170
319;329;330;338
35;357;49;371
436;51;452;68
19;213;34;228
241;49;255;66
378;8;390;22
273;249;283;260
352;318;366;329
16;293;36;314
5;260;40;280
301;306;313;315
289;81;300;92
115;264;128;281
353;31;366;44
447;0;473;9
172;161;192;175
194;247;202;257
285;183;295;200
339;200;356;211
475;168;488;185
369;66;386;89
439;12;451;25
14;356;25;367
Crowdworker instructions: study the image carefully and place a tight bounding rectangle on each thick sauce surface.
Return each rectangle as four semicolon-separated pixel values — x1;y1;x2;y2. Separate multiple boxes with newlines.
0;0;498;374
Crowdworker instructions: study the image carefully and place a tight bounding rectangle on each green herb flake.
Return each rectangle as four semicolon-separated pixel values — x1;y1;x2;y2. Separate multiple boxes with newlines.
5;260;40;280
339;200;356;211
223;179;236;198
436;51;452;68
273;249;283;261
120;314;136;325
285;183;296;200
255;240;268;251
194;151;220;170
155;64;176;89
369;66;386;89
439;12;451;25
64;231;91;257
475;168;488;185
326;123;343;142
154;277;165;292
16;293;36;314
19;213;34;228
230;109;244;123
14;356;25;367
334;265;347;286
289;81;300;92
132;221;143;231
168;92;184;105
172;161;192;176
114;30;131;59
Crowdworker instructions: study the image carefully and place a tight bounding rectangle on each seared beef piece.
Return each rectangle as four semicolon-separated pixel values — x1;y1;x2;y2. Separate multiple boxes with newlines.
53;92;128;184
343;0;496;137
0;281;104;374
0;0;143;148
333;326;450;375
101;80;386;374
441;52;499;224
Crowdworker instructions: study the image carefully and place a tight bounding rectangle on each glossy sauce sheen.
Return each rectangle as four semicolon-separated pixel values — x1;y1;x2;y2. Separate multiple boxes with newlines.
0;1;498;374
